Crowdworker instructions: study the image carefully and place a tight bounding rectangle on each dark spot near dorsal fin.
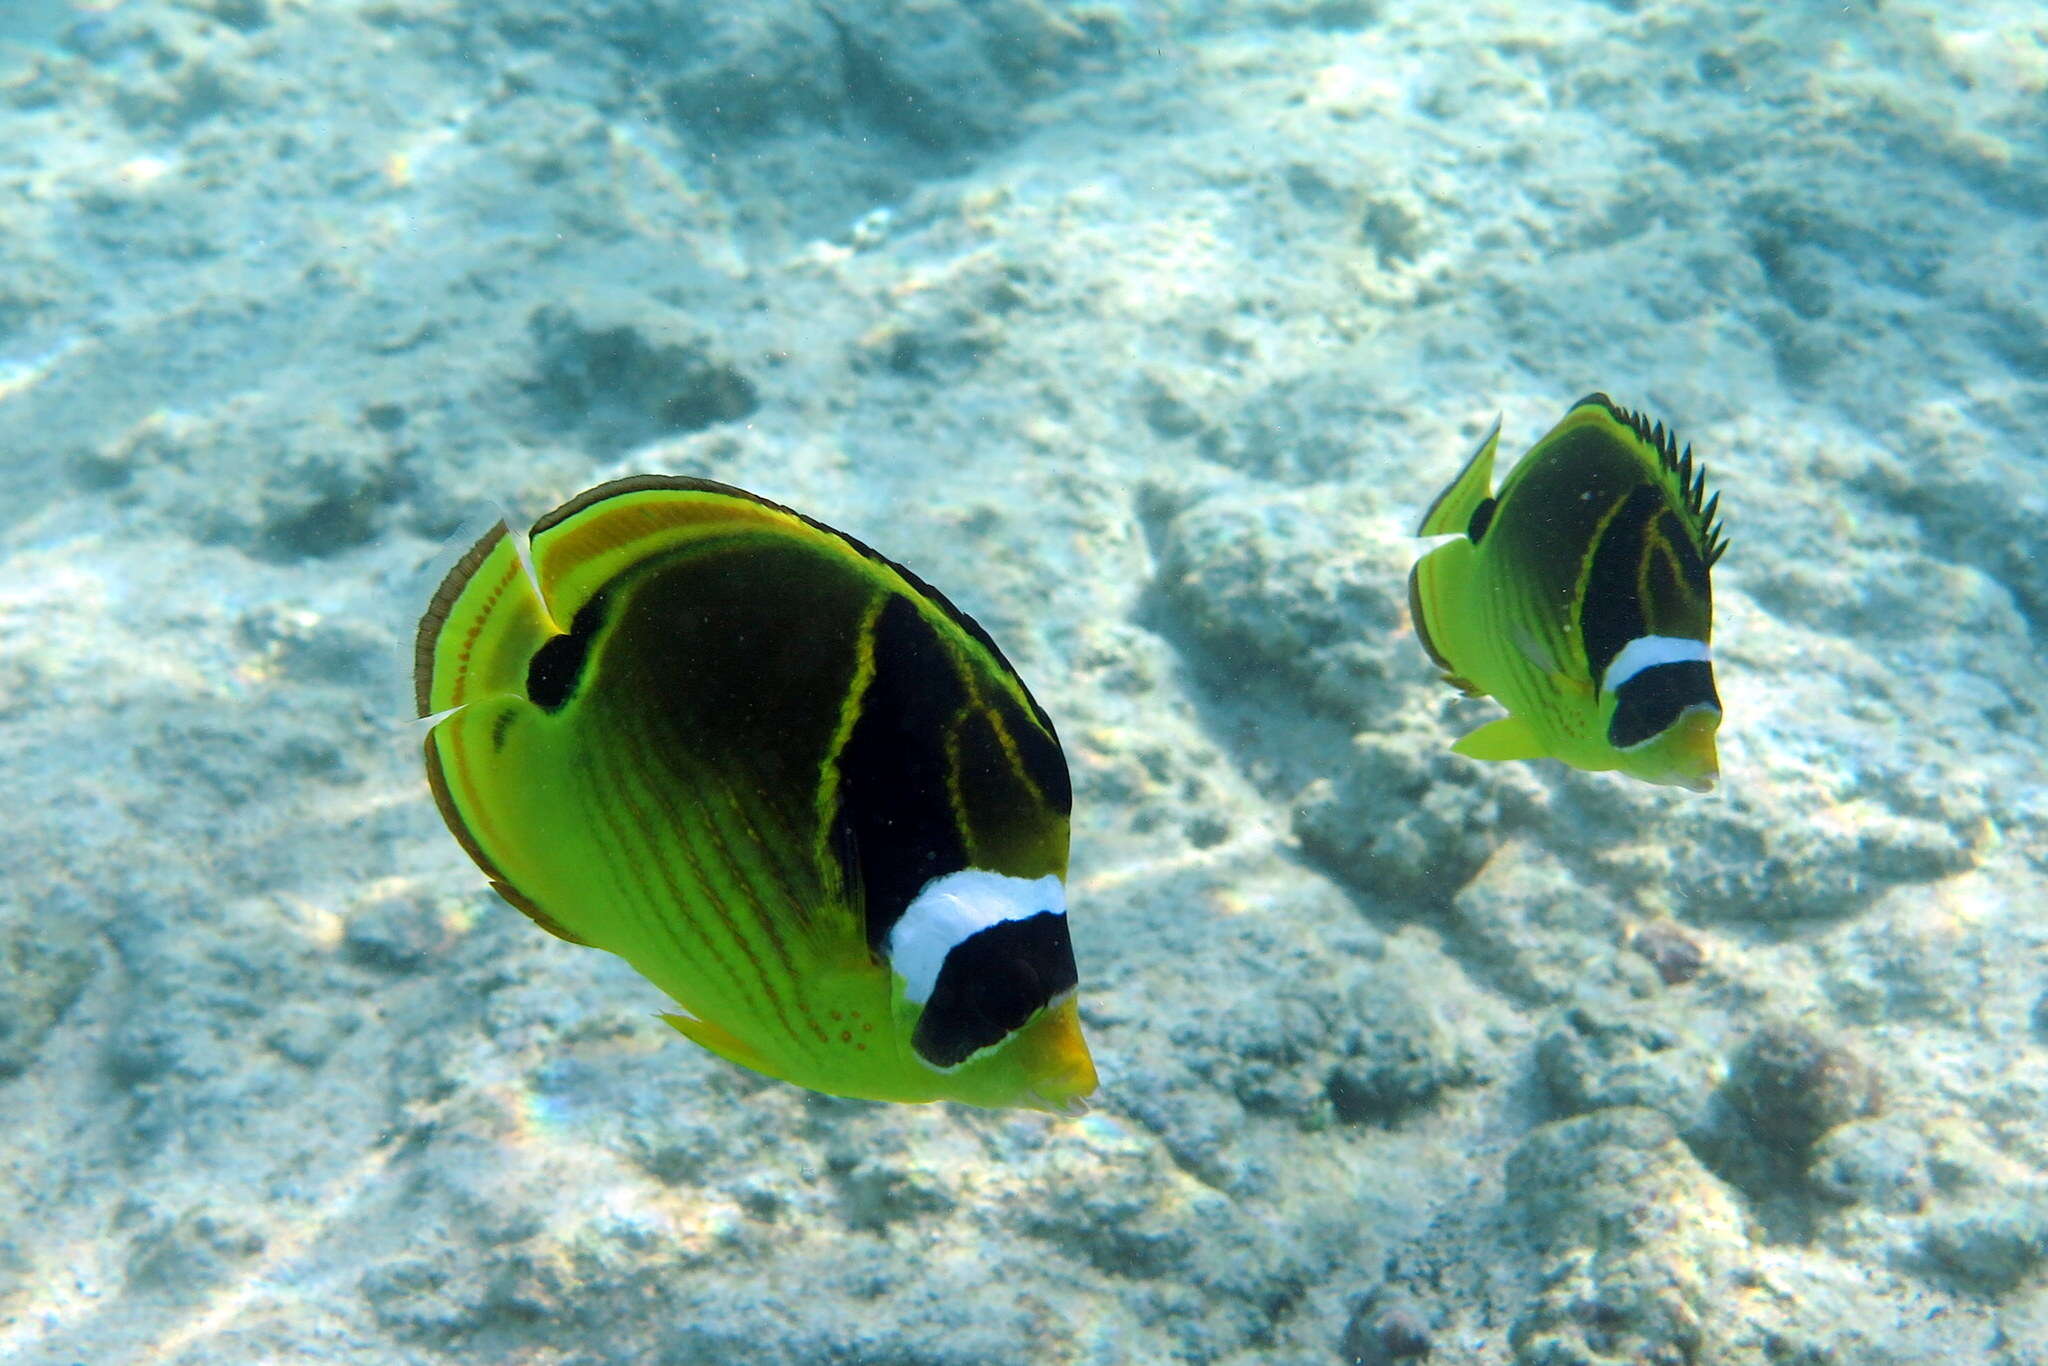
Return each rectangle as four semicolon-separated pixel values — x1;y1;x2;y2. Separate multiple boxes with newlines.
1467;496;1497;544
527;592;609;712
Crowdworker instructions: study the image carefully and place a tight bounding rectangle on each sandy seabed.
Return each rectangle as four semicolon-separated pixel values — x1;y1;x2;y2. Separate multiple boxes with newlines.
2;2;2047;1363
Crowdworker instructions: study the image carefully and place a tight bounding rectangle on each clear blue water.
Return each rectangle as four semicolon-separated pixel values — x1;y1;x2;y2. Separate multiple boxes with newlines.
0;1;75;80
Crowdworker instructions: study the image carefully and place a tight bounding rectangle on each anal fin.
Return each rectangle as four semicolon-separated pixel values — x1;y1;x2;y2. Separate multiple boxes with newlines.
1451;714;1549;762
660;1012;795;1084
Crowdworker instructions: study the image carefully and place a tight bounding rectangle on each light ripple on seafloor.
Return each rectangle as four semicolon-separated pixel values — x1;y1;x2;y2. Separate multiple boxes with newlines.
1071;826;1285;899
0;802;1277;1356
3;1064;735;1361
0;336;88;405
0;1131;411;1366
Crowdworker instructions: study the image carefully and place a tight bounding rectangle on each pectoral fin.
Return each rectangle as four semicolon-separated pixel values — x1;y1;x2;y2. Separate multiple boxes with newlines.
1451;714;1549;762
1510;622;1563;678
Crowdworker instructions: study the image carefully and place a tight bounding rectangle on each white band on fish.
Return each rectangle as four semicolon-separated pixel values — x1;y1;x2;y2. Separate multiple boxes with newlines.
888;870;1067;1005
1602;635;1712;695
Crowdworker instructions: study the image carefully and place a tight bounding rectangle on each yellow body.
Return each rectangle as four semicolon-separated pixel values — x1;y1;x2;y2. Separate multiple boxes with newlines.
1408;397;1725;791
417;478;1096;1110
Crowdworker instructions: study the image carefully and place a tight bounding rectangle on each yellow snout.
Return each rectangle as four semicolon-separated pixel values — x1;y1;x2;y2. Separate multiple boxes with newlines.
1631;705;1721;792
1016;995;1098;1114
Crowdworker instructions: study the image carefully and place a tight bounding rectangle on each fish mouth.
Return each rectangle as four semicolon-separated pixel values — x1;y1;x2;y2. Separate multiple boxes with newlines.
1661;707;1721;791
1017;994;1097;1114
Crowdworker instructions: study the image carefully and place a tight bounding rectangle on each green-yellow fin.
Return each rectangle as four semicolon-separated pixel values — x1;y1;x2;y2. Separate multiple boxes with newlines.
1451;714;1548;762
1408;539;1481;692
1418;417;1502;537
492;879;593;945
660;1012;796;1083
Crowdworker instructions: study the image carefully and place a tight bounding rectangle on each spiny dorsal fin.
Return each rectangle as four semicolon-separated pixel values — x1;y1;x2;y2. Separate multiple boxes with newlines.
1574;393;1729;567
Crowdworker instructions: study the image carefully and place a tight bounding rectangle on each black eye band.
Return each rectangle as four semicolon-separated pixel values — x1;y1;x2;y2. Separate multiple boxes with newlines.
1610;660;1719;750
911;911;1076;1069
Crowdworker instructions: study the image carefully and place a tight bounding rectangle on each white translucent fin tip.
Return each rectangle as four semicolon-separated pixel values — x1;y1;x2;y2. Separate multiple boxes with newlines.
490;498;557;633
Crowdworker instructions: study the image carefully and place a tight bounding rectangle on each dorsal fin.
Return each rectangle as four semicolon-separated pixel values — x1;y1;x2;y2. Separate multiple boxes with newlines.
534;475;1065;743
1572;394;1729;566
1418;417;1502;537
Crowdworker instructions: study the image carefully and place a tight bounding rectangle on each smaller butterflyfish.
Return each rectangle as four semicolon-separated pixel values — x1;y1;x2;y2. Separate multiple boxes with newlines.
415;476;1096;1111
1407;393;1729;791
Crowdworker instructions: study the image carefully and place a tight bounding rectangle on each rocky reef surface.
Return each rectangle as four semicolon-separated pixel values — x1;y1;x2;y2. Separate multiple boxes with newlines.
2;1;2046;1362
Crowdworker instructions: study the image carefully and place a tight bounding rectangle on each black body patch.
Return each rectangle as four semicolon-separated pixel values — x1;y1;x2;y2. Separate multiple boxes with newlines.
1609;660;1719;749
1579;484;1660;691
526;592;609;712
831;594;972;955
951;707;1036;844
1644;511;1690;617
911;910;1076;1069
989;689;1073;816
1581;394;1729;566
